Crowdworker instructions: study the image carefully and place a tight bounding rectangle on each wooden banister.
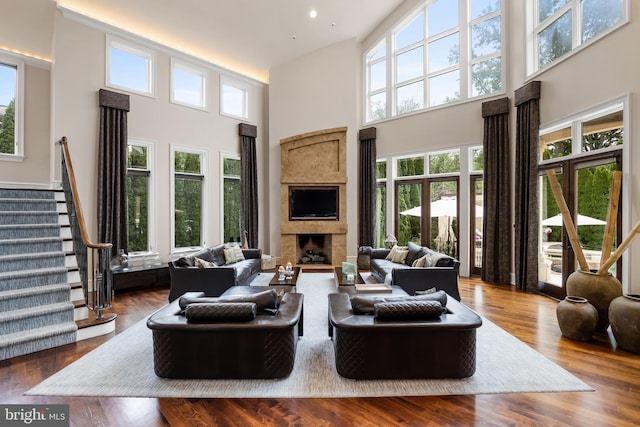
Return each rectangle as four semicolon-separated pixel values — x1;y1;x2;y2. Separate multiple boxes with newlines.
59;137;112;250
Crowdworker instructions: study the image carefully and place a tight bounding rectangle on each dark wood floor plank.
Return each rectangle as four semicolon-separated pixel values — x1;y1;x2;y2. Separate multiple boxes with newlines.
2;277;640;426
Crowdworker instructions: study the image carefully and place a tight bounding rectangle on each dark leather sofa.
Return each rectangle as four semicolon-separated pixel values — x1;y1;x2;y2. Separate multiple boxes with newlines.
147;289;303;379
167;244;262;301
328;291;482;379
365;242;461;300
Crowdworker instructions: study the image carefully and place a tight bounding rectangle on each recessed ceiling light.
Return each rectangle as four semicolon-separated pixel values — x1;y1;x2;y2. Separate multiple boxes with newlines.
310;9;317;19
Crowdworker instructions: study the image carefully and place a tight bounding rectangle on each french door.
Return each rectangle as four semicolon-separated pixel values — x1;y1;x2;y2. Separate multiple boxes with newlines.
538;152;622;299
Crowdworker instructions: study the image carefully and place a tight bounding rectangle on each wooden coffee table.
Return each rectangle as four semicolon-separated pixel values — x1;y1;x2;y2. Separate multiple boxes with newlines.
269;266;302;286
334;266;365;286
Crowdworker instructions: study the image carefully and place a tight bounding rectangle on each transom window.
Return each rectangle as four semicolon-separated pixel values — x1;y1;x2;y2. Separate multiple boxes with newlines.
365;0;504;123
220;76;249;119
0;56;24;160
529;0;627;74
171;58;207;110
106;36;155;96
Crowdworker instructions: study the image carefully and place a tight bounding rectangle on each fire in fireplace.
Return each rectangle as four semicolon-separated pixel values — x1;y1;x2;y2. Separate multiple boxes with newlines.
297;234;332;264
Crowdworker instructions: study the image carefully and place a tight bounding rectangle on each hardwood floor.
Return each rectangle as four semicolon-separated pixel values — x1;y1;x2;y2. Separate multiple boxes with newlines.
2;275;639;426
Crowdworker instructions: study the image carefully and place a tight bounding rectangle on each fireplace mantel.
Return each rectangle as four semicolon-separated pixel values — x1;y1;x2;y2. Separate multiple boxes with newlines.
280;127;348;268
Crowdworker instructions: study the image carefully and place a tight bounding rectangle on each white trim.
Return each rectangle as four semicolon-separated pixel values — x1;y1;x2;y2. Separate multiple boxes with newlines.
170;57;208;111
58;3;265;87
0;54;24;159
106;35;156;98
170;144;209;254
220;75;249;120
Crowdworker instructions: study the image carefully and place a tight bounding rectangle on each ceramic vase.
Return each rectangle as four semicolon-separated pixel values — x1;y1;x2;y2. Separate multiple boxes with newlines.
609;294;640;354
556;296;598;341
109;249;129;271
566;269;622;332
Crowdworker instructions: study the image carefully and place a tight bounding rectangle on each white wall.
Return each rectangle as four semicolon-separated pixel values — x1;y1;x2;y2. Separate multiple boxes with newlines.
268;39;360;261
50;10;268;263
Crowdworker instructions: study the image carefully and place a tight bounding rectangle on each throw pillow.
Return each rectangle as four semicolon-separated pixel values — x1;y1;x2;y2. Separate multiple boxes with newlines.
184;302;257;322
194;257;217;268
373;300;443;320
415;287;436;294
385;245;407;261
224;246;246;264
391;248;409;264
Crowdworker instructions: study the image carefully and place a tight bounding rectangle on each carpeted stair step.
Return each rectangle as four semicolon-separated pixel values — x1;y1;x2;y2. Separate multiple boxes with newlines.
0;198;57;212
0;189;55;200
0;224;61;239
0;211;59;225
0;267;68;292
0;284;71;312
0;251;65;273
0;236;63;256
0;301;75;335
0;322;77;361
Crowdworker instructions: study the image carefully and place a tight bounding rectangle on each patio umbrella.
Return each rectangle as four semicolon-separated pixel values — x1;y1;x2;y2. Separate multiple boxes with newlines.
400;200;483;217
542;213;606;226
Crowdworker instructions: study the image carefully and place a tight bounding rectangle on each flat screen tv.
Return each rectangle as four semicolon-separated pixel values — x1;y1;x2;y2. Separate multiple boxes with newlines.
289;186;338;220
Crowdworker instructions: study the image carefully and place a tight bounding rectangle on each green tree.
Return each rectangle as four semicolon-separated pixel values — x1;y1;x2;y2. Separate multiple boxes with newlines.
0;99;15;154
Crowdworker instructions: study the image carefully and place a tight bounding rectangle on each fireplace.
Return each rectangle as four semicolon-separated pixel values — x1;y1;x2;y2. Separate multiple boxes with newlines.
297;234;332;265
280;127;348;268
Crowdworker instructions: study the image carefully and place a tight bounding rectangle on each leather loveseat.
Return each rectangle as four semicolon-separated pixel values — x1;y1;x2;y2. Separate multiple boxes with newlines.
365;242;461;300
147;288;303;379
167;244;262;301
328;290;482;379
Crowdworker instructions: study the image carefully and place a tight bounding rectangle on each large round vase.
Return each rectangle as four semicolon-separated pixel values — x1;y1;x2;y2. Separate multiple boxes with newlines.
609;294;640;354
566;269;622;332
556;296;598;341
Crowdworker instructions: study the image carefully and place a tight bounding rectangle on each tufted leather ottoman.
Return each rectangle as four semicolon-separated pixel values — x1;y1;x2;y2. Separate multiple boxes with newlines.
147;290;303;379
328;292;482;379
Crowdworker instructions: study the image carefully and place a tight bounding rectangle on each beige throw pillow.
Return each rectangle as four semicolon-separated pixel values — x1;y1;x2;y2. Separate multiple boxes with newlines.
385;245;407;261
391;248;409;264
224;246;246;264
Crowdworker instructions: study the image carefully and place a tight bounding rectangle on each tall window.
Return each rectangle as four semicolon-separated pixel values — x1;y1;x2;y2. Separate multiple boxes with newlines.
106;36;155;96
127;140;154;254
375;160;387;248
0;56;23;159
222;155;241;243
365;0;504;123
172;147;206;250
530;0;627;73
220;76;248;119
171;58;207;110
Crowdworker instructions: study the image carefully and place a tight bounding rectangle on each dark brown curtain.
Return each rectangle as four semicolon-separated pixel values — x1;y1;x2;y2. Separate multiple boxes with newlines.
239;123;258;248
98;89;130;259
358;127;377;247
515;81;542;292
481;97;511;284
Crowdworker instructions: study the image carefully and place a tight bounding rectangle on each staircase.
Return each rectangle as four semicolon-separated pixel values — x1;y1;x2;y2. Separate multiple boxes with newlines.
0;188;114;361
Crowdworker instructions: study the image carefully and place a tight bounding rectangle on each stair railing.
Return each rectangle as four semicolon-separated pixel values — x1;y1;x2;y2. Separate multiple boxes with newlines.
59;137;113;319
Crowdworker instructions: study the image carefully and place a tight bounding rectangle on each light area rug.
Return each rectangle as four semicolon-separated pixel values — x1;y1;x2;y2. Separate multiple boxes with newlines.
26;272;593;398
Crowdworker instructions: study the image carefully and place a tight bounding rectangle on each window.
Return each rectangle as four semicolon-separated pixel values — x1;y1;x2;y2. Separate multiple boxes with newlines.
0;56;24;160
172;147;206;250
127;139;155;254
222;155;241;243
365;0;504;123
171;58;207;110
530;0;627;73
376;160;388;248
428;150;460;174
106;36;155;96
221;76;248;119
397;155;425;177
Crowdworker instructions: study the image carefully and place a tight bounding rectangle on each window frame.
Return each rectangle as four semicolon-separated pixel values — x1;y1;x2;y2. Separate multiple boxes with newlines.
170;145;208;254
220;152;242;244
364;0;505;124
220;75;249;120
170;57;208;111
126;138;156;257
526;0;629;76
106;35;156;97
0;54;25;161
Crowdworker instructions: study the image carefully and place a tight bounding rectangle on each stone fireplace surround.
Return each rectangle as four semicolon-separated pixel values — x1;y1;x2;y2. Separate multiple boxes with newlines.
280;127;347;269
